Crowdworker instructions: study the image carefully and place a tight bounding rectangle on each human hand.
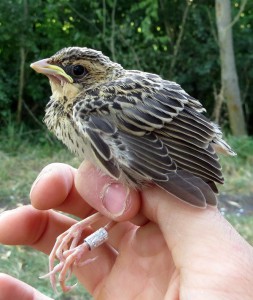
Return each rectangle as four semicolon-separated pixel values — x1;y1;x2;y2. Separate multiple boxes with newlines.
0;162;253;300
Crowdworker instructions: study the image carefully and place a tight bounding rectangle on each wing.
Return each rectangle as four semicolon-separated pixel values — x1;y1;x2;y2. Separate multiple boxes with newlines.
73;111;177;182
102;72;223;182
118;132;217;207
73;111;215;207
73;71;222;207
74;114;121;180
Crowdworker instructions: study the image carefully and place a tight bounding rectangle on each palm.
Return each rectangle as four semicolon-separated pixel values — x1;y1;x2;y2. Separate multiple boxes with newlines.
93;222;174;299
80;218;219;299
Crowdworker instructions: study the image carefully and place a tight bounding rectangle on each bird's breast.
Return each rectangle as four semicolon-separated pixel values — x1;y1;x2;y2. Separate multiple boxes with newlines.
44;99;90;159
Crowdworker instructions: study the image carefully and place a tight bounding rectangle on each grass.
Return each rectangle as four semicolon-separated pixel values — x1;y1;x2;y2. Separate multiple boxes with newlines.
0;142;78;209
0;124;253;298
0;246;91;299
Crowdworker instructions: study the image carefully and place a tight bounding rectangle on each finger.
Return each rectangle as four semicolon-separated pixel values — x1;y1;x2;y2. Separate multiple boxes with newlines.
141;186;253;266
75;161;141;221
0;205;75;254
30;163;94;218
0;206;130;294
0;273;53;300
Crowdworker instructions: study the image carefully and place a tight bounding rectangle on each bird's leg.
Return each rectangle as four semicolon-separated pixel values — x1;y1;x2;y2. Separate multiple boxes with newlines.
41;212;116;292
59;221;116;292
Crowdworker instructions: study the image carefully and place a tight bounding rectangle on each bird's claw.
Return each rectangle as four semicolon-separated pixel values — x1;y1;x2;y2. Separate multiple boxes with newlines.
42;233;92;292
41;213;109;292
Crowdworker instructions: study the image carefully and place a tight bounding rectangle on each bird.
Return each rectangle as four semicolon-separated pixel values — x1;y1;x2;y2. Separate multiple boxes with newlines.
30;46;236;291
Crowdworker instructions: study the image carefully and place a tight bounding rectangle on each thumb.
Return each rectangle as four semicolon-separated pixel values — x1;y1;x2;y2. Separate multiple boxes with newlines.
75;161;141;221
141;186;251;267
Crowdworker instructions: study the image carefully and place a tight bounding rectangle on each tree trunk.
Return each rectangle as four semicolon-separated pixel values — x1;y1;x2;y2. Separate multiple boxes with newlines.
168;1;190;78
159;0;191;79
110;0;117;61
17;47;26;123
215;0;247;136
16;0;28;123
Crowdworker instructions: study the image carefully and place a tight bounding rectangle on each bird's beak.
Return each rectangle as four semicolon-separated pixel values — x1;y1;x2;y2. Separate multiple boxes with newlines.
30;59;73;83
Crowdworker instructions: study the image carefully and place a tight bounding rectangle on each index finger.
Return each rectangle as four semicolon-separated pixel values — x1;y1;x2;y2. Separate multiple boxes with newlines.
30;163;94;219
0;205;75;254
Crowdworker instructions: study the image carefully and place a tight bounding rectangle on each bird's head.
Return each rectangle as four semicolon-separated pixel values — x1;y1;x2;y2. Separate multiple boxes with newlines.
31;47;124;101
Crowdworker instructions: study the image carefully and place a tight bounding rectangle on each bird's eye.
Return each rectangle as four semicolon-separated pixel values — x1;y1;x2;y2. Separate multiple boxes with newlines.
72;65;88;78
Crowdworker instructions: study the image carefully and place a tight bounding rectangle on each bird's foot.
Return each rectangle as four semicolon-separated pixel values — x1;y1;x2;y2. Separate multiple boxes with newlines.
44;243;95;292
41;212;115;292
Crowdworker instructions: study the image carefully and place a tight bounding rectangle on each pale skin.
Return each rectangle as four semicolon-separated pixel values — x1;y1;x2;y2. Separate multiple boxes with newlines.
0;162;253;300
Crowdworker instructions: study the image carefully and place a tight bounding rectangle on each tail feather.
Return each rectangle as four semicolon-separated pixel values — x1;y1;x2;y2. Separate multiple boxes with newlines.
211;123;236;156
154;170;217;208
212;138;236;156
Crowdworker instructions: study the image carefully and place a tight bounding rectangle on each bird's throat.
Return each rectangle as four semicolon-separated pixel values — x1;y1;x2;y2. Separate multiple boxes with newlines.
50;79;80;104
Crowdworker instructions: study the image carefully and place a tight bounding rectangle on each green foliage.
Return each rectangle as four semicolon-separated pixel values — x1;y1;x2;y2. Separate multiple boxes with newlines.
227;135;253;162
0;114;57;155
0;0;252;133
219;135;253;194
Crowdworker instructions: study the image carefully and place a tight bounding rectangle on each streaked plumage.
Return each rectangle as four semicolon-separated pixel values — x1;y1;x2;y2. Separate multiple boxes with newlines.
31;46;235;208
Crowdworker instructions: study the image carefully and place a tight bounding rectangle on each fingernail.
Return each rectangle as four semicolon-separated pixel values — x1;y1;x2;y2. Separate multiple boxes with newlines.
101;183;129;216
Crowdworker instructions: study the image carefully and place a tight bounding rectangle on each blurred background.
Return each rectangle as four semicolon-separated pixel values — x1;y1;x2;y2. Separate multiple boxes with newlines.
0;0;252;298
